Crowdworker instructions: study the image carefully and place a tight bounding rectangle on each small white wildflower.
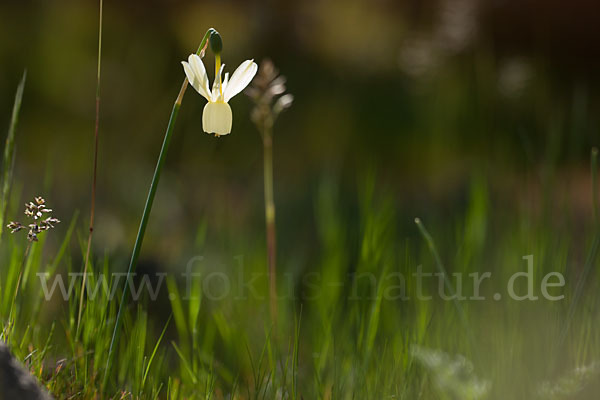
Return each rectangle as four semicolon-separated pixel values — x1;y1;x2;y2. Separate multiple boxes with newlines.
182;54;258;136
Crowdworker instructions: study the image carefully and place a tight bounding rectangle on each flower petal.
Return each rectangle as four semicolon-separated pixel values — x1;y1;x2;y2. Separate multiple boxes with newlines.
211;64;226;101
223;59;258;102
222;72;230;92
183;54;211;100
202;102;233;136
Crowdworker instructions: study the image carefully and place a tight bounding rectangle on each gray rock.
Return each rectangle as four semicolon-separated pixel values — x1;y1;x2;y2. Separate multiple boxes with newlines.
0;342;53;400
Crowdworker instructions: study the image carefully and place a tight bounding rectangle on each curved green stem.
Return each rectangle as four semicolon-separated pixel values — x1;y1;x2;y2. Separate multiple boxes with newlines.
102;29;213;391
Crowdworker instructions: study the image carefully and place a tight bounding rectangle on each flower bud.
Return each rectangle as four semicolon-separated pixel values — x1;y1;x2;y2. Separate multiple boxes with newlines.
209;30;223;54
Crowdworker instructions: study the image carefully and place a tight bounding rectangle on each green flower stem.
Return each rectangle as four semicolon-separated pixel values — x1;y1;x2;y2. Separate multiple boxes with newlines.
263;128;277;323
103;29;213;391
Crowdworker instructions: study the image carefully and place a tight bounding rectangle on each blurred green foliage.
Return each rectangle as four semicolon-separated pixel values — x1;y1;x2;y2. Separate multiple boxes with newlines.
1;0;599;264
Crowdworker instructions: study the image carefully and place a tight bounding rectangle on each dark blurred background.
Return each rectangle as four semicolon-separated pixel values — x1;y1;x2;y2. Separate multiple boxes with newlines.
1;0;600;268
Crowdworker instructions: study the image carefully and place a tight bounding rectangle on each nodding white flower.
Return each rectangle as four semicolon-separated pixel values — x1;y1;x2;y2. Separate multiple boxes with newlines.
182;54;258;136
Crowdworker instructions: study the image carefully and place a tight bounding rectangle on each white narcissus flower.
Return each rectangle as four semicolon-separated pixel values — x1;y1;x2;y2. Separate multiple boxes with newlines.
182;54;258;136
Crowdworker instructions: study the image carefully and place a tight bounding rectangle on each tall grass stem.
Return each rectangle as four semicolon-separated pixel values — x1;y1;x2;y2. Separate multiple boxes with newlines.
77;0;103;338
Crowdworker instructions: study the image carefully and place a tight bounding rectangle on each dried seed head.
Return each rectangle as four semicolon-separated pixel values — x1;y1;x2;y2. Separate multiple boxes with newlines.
246;59;293;135
40;217;60;230
7;221;25;233
7;196;60;242
273;94;294;115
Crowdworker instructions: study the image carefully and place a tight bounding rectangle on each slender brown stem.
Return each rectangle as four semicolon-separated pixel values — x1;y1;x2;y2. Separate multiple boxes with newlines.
263;129;277;323
76;0;103;337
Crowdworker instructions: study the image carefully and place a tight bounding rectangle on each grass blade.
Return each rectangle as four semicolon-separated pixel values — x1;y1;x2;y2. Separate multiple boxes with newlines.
414;218;471;339
0;70;27;241
142;314;172;388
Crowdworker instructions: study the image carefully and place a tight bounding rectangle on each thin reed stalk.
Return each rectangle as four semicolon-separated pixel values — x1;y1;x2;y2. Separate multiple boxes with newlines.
77;0;103;338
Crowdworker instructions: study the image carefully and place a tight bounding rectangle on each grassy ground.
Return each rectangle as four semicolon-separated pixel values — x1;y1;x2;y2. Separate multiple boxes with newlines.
1;161;600;399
